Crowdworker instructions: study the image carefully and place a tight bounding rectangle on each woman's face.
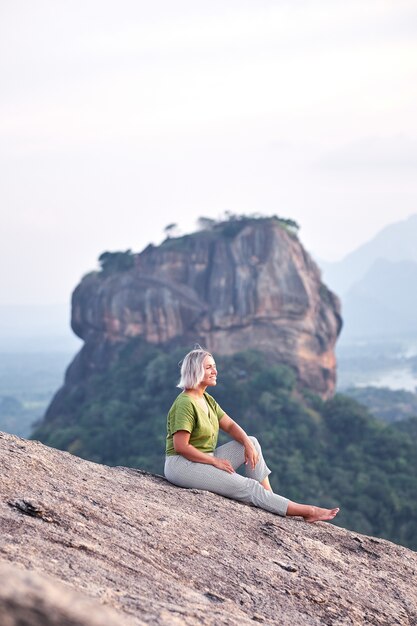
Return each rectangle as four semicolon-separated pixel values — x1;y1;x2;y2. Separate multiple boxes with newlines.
201;355;217;387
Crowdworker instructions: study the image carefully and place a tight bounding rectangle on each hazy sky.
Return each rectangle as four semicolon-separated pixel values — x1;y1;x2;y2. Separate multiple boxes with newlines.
1;0;417;306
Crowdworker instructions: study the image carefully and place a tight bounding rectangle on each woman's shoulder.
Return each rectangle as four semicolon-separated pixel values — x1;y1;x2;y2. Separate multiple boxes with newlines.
170;392;195;408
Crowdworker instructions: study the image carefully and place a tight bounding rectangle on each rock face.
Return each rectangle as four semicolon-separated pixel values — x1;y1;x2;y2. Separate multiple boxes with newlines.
69;218;341;399
1;431;416;626
0;562;129;626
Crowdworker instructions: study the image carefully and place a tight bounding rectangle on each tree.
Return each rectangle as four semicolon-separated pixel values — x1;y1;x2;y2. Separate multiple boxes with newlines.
98;250;134;274
164;223;179;238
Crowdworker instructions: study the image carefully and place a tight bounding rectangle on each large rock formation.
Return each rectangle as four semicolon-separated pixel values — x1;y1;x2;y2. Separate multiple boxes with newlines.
69;217;341;399
1;431;416;626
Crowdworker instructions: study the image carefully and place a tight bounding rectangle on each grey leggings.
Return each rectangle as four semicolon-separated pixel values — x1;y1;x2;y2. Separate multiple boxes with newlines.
164;436;289;516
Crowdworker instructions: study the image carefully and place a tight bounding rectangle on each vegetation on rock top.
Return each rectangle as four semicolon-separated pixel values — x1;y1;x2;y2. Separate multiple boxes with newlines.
98;250;135;274
97;214;300;267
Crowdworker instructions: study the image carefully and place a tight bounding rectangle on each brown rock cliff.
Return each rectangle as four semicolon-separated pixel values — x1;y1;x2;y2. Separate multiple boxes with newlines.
69;218;341;398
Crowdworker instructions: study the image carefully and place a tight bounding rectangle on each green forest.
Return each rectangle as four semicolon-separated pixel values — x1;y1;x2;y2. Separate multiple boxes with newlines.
32;342;417;551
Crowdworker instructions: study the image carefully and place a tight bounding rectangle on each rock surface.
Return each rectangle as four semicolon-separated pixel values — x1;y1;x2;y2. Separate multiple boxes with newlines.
0;562;130;626
68;218;341;399
1;431;416;626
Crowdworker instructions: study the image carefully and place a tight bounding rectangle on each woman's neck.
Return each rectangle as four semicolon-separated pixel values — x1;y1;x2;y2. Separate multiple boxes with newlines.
184;386;206;398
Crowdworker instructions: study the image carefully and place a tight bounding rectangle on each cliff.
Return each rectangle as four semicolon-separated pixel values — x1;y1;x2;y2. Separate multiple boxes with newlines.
67;217;341;400
1;431;416;626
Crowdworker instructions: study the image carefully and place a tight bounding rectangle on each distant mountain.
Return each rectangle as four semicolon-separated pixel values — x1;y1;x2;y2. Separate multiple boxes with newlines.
322;213;417;296
318;214;417;341
342;258;417;338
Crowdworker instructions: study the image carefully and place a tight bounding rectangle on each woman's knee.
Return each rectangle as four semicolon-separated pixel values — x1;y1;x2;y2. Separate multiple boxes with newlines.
248;435;261;450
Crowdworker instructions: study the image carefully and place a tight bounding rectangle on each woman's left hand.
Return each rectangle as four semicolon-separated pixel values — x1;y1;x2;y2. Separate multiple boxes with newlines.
244;441;259;470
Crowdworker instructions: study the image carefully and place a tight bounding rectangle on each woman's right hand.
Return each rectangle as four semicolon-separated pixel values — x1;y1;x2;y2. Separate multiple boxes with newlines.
212;457;235;473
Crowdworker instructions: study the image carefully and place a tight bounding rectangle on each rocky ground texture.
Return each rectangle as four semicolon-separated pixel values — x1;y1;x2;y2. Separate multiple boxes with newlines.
1;431;416;626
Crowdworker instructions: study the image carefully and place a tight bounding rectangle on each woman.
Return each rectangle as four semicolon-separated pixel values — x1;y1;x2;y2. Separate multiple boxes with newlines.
164;348;339;522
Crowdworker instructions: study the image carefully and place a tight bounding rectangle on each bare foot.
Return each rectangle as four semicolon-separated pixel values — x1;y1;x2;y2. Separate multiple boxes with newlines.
304;506;340;523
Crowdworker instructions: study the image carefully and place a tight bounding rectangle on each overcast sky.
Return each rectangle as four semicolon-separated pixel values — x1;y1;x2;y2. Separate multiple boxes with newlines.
1;0;417;307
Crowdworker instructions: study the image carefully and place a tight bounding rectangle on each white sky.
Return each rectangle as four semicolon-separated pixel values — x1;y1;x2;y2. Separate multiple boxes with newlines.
1;0;417;306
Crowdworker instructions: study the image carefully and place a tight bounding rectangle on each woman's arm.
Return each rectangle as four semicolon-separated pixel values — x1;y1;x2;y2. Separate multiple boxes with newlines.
173;430;234;473
219;414;259;469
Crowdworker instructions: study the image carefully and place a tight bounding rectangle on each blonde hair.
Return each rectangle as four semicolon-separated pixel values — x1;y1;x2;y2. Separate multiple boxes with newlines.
177;346;212;390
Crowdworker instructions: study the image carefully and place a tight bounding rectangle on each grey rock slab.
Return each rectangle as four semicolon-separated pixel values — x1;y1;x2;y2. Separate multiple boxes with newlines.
0;561;133;626
1;431;417;625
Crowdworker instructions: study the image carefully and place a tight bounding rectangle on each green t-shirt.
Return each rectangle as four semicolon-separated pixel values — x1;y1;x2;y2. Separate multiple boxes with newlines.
166;392;226;456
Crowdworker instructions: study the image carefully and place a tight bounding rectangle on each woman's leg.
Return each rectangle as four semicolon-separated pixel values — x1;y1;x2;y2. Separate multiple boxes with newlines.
214;436;271;483
214;438;339;521
260;476;272;491
164;453;289;516
164;437;339;522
